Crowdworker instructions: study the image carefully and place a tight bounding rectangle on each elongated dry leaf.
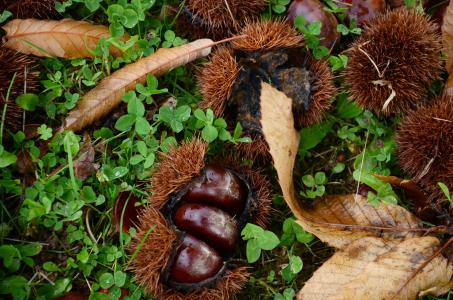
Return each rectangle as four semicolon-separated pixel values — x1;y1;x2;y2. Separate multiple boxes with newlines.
298;236;453;300
295;194;423;249
259;82;302;216
59;39;214;132
443;1;453;93
2;19;124;58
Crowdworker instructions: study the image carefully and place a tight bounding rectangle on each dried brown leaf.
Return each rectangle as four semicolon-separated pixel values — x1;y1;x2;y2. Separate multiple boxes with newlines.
443;1;453;92
59;38;214;133
259;82;453;300
295;194;423;249
298;236;453;300
2;19;124;58
259;82;302;215
73;137;99;181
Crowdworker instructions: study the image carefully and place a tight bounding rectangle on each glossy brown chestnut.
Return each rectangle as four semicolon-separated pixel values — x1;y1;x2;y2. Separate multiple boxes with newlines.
287;0;340;48
174;203;239;253
113;192;140;233
170;234;223;284
182;165;246;216
347;0;386;25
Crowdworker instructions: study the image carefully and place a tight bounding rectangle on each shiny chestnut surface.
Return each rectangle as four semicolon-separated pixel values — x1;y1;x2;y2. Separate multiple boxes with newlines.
287;0;340;48
174;203;239;253
167;165;250;286
182;165;246;216
170;234;223;284
348;0;385;25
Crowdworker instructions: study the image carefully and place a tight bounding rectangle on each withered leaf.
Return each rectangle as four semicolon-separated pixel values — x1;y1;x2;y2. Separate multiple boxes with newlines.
73;136;99;181
59;38;214;133
442;0;453;93
259;82;302;215
2;19;124;58
295;194;423;249
259;83;453;299
298;236;453;300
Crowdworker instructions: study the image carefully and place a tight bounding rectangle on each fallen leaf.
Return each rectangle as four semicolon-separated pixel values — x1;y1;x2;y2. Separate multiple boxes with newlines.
59;38;214;133
259;83;453;299
298;236;453;300
260;83;422;247
73;136;99;181
259;82;302;216
295;194;423;249
373;174;446;224
2;19;124;58
442;0;453;92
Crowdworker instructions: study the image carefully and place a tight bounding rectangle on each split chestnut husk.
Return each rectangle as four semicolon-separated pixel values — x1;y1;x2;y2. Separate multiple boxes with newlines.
198;20;336;159
131;139;272;299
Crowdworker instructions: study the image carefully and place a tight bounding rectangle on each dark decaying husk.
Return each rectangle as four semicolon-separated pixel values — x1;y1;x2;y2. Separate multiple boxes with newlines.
198;20;336;159
0;0;58;19
396;95;453;224
0;47;40;131
131;139;272;299
344;8;442;116
176;0;268;40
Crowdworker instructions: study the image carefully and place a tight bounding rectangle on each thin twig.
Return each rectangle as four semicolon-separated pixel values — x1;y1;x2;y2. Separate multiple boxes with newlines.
357;43;382;77
85;208;97;245
372;79;397;111
418;157;435;180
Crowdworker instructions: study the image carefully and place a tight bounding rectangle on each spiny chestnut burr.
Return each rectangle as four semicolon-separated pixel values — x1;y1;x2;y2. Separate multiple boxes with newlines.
344;8;442;116
287;0;340;48
0;47;40;131
0;0;58;19
176;0;267;40
396;95;453;206
198;20;336;159
131;139;272;300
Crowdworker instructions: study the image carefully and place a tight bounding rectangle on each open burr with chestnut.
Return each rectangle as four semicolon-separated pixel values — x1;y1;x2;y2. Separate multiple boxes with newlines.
131;139;271;299
198;20;337;159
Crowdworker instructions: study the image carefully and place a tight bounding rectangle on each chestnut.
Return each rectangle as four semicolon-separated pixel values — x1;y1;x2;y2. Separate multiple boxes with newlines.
347;0;386;25
170;234;224;284
113;192;140;233
182;165;246;216
287;0;340;48
132;139;272;300
174;203;239;253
